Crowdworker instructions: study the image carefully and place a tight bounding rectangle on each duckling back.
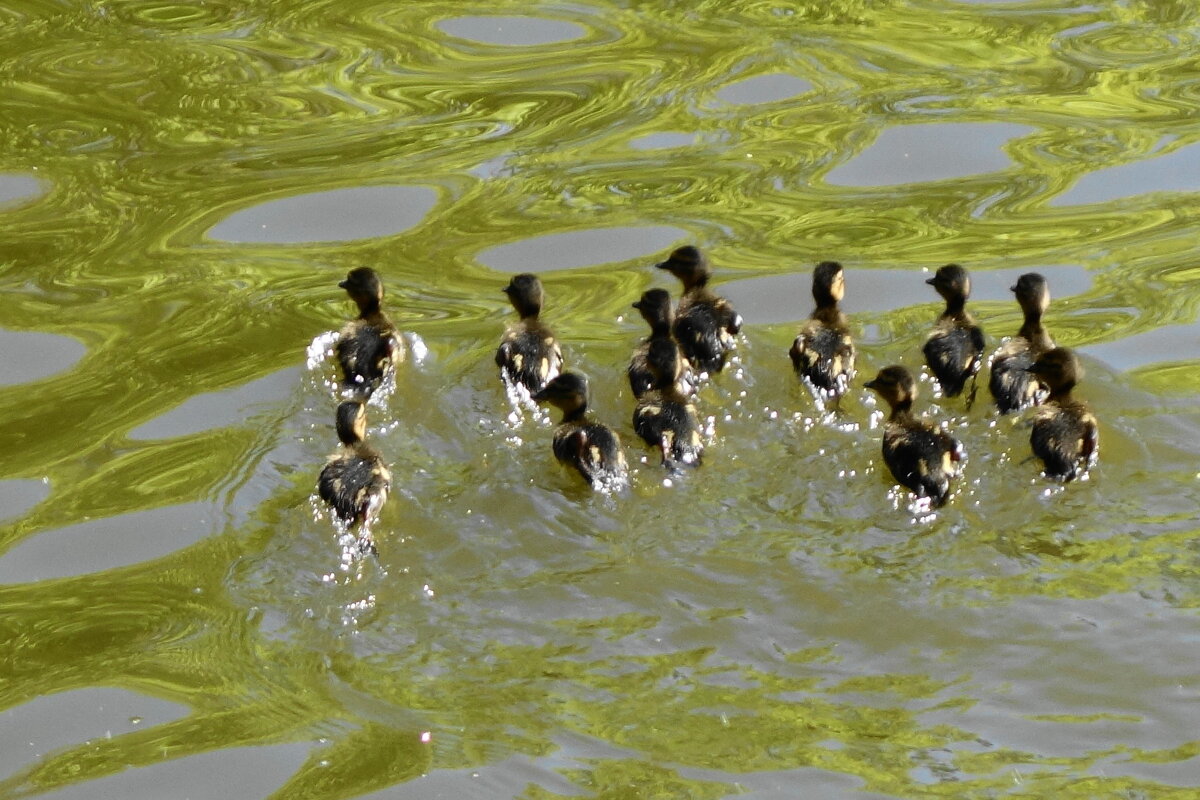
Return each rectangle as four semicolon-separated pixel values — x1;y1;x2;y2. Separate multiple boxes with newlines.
923;322;984;398
881;420;961;507
496;321;562;395
336;319;398;396
552;421;627;489
1029;403;1098;481
674;293;741;375
318;444;391;525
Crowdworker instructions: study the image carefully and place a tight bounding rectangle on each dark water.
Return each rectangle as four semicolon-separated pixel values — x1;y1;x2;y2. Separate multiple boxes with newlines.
2;1;1199;798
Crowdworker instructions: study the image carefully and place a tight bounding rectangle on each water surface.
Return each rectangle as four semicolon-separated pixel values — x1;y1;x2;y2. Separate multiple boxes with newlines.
2;1;1199;799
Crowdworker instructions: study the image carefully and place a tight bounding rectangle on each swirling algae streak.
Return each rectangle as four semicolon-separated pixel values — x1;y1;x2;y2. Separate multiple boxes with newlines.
0;1;1199;798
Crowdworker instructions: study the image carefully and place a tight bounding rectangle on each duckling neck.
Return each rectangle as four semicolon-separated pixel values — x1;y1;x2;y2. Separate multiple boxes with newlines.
1018;313;1048;346
357;297;381;318
648;318;672;337
888;403;914;423
1046;383;1074;404
812;303;844;326
561;405;588;423
519;306;541;321
942;297;967;317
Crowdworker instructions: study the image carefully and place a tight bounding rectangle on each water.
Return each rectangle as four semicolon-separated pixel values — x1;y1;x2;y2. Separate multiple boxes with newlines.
2;1;1199;798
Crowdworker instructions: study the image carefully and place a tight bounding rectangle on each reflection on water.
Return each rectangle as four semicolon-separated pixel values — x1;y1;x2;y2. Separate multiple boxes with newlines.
0;174;43;207
722;265;1092;324
436;15;588;47
3;0;1200;798
1052;139;1200;206
0;331;86;386
477;226;688;273
825;123;1035;186
715;72;813;105
206;186;438;244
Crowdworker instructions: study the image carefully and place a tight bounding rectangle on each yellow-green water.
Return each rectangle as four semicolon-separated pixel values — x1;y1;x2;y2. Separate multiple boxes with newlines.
2;1;1199;798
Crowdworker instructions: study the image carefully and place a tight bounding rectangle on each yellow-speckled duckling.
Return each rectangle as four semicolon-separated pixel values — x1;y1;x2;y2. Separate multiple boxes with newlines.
789;261;855;398
634;338;704;468
628;288;693;399
1026;348;1098;481
532;372;628;490
989;273;1055;414
336;267;402;398
655;245;742;375
496;273;563;396
319;401;392;537
923;264;984;400
866;365;964;508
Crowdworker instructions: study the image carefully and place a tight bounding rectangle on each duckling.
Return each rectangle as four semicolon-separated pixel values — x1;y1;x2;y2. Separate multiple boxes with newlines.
923;264;985;401
655;245;742;375
496;273;563;396
789;261;856;398
865;365;964;508
532;372;628;490
633;338;704;468
335;267;402;398
628;288;693;399
989;273;1055;414
318;401;392;543
1026;348;1098;481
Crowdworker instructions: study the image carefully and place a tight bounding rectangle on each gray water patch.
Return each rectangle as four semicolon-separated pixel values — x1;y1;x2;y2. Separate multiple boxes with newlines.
129;366;299;440
825;122;1034;186
721;265;1092;325
0;479;49;523
629;132;696;151
0;687;188;780
0;330;86;386
436;15;587;46
34;741;312;800
0;502;217;584
715;72;813;106
478;226;688;273
1080;321;1200;371
1051;142;1200;206
207;185;437;244
0;174;44;208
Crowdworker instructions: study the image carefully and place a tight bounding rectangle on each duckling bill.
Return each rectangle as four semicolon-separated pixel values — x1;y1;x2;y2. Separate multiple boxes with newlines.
655;245;742;375
923;264;984;400
789;261;855;399
1026;347;1098;481
496;273;563;396
866;365;964;508
532;372;628;490
336;267;402;398
318;401;392;543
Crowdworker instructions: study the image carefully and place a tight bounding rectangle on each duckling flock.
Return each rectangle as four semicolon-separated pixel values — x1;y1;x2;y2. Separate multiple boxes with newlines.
314;247;1099;548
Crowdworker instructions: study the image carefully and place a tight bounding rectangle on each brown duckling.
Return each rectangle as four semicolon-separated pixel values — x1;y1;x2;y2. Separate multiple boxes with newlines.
923;264;985;401
865;365;964;508
633;338;704;468
628;288;693;399
318;401;392;545
989;273;1055;414
532;372;628;490
1026;348;1098;481
655;245;742;375
336;267;402;398
496;273;563;396
789;261;856;398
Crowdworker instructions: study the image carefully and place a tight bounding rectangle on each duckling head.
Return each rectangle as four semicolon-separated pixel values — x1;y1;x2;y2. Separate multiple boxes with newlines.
865;365;917;415
813;261;845;307
1012;272;1050;318
632;288;673;330
655;245;711;289
532;371;589;415
503;273;545;319
1026;347;1081;396
335;400;368;445
926;264;971;307
339;267;385;314
646;337;683;388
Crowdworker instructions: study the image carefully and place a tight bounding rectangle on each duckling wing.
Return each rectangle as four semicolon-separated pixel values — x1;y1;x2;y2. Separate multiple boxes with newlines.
989;342;1042;414
791;321;855;394
882;424;955;505
923;324;981;397
628;344;655;399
